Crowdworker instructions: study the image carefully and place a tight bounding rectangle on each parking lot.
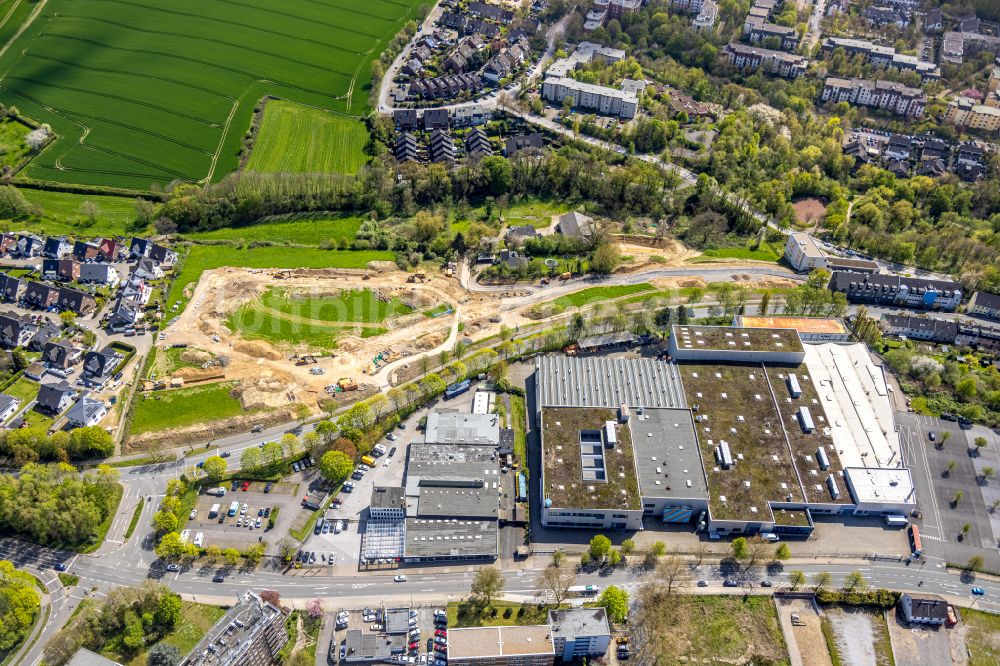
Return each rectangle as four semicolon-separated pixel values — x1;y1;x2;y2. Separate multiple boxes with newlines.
304;424;411;571
187;479;300;552
328;604;448;665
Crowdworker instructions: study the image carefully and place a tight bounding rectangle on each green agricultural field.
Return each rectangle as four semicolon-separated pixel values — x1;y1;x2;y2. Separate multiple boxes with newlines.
0;117;31;170
247;100;368;174
0;0;424;190
165;244;395;313
183;215;363;246
13;188;140;236
227;287;410;349
130;382;248;434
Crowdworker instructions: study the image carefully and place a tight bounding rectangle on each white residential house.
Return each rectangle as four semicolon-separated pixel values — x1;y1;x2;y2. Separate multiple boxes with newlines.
0;393;20;422
65;396;108;428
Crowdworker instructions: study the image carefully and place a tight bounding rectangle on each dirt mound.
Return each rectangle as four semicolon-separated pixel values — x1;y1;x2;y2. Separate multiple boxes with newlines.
239;370;299;408
367;260;398;272
180;350;213;364
173;367;223;381
415;332;444;350
234;340;281;360
336;336;363;352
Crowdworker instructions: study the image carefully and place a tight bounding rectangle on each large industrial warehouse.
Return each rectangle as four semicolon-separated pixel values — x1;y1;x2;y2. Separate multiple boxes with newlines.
534;323;915;537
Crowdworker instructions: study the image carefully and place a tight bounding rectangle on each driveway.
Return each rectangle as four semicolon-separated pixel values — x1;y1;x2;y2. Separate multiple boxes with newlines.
886;609;951;666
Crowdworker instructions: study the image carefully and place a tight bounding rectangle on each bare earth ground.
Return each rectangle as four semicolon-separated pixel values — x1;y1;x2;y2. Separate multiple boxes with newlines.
827;606;876;666
776;597;831;666
139;238;793;448
793;198;828;226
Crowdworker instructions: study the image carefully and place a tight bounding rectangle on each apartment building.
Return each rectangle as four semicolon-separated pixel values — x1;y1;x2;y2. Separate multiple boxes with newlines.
693;0;718;29
881;315;958;343
542;77;639;119
179;591;287;666
945;97;1000;133
724;43;808;78
784;232;826;271
967;291;1000;321
822;37;940;79
821;77;926;117
941;31;1000;64
670;0;706;12
830;272;962;310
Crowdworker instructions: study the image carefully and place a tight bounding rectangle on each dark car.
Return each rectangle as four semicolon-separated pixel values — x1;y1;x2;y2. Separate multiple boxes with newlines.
398;423;406;429
264;483;272;493
332;498;343;508
314;521;323;535
212;573;225;583
351;471;364;480
723;579;738;587
231;480;239;490
54;563;67;571
388;446;397;457
220;451;231;458
760;580;773;588
264;507;271;517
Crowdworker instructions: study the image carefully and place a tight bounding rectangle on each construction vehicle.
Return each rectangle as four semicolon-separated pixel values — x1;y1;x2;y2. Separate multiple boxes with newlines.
338;377;358;391
294;355;317;366
362;274;371;280
563;344;579;356
540;277;549;285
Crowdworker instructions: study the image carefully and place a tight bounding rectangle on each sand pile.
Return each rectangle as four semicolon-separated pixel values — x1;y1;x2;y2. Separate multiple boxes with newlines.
234;340;281;360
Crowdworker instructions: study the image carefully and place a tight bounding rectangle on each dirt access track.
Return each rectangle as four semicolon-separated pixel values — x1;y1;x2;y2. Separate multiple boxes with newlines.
162;241;796;416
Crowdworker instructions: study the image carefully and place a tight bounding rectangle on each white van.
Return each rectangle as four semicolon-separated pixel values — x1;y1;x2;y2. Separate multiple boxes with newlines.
759;532;779;543
193;532;205;547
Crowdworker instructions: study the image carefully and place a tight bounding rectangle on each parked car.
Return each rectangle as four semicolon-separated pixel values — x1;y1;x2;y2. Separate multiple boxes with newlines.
165;564;180;572
387;433;397;441
389;447;397;457
255;517;262;528
240;503;248;514
264;507;271;517
212;573;225;583
760;580;773;587
314;520;323;535
352;471;364;480
335;520;343;534
264;483;272;493
928;431;936;441
241;481;250;491
231;480;239;490
697;580;708;587
723;579;738;587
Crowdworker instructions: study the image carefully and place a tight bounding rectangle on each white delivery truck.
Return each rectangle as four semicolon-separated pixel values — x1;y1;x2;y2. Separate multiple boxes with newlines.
208;504;221;519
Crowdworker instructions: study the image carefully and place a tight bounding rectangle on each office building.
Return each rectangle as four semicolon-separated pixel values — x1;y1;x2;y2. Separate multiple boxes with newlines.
549;608;611;661
447;626;555;665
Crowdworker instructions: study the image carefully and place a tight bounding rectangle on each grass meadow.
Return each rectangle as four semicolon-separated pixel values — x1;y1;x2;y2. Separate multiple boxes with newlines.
10;188;141;236
130;382;247;434
0;0;423;190
247;100;369;174
0;117;31;169
165;244;394;312
226;287;410;349
552;283;654;309
182;215;363;246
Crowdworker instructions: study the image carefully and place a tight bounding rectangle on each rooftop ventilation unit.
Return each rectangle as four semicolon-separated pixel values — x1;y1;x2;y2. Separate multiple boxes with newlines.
715;441;733;469
787;373;802;398
816;447;830;471
826;474;840;500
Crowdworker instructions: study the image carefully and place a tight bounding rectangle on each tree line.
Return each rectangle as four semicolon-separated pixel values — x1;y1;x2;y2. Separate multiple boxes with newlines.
0;463;120;547
1;425;116;466
43;581;183;666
